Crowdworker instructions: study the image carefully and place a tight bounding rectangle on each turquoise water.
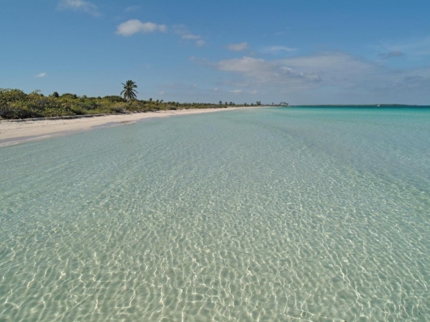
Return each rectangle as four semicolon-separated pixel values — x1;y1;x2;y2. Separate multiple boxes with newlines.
1;107;429;321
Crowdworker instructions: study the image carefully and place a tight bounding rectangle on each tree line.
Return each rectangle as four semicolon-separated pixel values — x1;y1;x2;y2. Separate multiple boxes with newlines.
0;80;278;119
0;81;229;119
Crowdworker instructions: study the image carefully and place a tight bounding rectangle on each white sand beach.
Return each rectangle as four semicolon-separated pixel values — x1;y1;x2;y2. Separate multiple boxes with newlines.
0;107;250;147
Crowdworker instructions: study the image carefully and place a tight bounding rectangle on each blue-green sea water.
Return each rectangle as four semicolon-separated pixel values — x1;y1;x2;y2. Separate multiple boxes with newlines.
1;107;430;321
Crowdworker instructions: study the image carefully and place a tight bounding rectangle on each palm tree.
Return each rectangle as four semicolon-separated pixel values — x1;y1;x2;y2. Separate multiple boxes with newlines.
121;80;138;101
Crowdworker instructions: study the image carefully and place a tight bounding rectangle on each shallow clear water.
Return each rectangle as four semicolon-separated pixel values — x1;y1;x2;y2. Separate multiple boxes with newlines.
1;107;430;321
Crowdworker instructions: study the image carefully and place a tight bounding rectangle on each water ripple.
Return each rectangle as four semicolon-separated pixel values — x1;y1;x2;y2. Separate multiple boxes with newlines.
1;108;429;321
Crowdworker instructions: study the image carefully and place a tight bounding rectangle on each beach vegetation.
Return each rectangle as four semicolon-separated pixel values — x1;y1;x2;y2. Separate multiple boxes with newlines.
121;80;138;101
0;88;229;119
103;95;125;103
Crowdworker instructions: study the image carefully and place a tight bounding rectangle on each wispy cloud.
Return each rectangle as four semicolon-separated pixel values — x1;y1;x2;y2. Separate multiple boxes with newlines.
378;51;405;59
58;0;100;16
215;53;378;89
261;46;297;55
181;34;200;40
212;87;259;96
378;36;430;57
35;72;47;78
196;40;205;47
226;42;249;52
173;25;188;35
124;5;140;13
116;20;167;36
213;52;430;96
229;89;243;94
158;83;197;90
157;82;199;96
174;25;205;47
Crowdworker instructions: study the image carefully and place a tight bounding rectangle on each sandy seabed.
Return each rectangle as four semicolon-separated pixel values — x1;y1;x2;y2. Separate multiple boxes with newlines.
0;107;250;147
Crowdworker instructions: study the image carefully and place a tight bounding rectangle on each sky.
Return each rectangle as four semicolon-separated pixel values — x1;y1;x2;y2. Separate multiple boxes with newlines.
2;0;430;105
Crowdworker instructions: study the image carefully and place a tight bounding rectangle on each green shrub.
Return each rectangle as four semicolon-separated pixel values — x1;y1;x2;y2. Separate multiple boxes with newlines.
0;88;233;119
103;95;125;103
61;93;78;99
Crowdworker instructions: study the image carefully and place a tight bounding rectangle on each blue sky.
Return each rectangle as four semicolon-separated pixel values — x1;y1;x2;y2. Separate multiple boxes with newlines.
2;0;430;104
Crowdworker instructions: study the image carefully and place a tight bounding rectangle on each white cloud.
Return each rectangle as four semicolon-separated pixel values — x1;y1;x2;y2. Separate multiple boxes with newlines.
261;46;297;54
35;73;46;78
216;53;383;90
230;89;243;94
226;42;249;52
217;56;294;85
58;0;100;16
116;20;167;36
214;52;430;97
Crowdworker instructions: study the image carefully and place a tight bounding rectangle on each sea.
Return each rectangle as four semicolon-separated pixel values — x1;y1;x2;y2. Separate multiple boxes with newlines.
1;106;429;321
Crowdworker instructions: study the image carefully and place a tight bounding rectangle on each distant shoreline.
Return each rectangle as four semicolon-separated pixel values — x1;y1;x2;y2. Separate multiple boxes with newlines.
0;106;261;147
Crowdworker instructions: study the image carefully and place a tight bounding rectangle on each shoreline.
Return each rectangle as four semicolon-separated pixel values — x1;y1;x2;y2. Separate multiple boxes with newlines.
0;107;256;147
